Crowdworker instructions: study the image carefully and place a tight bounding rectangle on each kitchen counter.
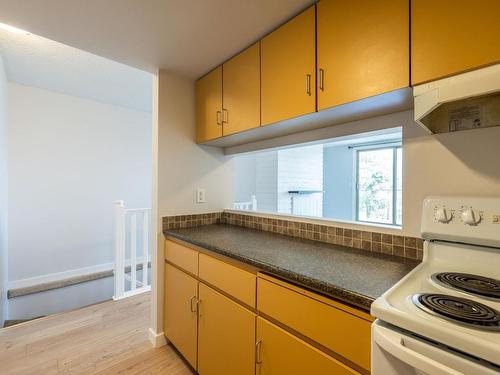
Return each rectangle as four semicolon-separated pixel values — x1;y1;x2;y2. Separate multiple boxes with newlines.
164;224;420;311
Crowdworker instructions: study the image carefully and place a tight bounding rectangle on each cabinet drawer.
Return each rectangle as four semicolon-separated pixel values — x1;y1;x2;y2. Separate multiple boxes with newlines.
165;240;198;275
199;253;256;308
257;277;371;371
256;317;360;375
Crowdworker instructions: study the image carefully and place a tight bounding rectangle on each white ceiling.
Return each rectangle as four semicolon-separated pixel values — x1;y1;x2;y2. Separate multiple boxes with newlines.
0;30;153;112
0;0;313;78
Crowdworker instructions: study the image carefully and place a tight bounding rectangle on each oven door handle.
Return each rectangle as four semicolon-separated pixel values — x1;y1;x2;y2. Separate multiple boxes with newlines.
373;323;462;375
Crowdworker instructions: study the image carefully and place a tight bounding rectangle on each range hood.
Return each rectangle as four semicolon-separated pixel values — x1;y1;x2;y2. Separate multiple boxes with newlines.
414;64;500;134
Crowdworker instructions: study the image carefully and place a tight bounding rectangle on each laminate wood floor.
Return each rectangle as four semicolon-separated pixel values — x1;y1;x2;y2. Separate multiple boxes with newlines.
0;292;194;375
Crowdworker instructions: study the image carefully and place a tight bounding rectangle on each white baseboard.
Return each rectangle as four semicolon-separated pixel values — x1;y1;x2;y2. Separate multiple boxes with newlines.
9;263;114;290
148;327;167;348
9;256;152;290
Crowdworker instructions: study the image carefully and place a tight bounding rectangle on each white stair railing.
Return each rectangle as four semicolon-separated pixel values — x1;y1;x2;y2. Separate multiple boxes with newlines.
233;195;258;211
114;200;151;300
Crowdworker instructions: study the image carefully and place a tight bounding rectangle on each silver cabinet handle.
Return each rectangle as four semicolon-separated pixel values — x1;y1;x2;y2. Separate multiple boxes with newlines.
255;340;263;365
190;296;198;313
319;68;324;91
222;108;228;124
306;74;311;96
216;111;222;125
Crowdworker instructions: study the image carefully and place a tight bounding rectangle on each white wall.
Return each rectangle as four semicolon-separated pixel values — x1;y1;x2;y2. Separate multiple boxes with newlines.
7;83;152;285
0;56;8;326
277;145;323;216
404;119;500;236
255;151;278;212
156;74;234;217
234;145;323;216
151;71;234;342
227;110;500;237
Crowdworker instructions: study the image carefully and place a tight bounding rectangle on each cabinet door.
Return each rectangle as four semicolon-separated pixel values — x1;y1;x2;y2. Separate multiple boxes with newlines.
261;6;316;126
317;0;409;110
164;264;198;369
412;0;500;85
223;42;261;136
198;283;256;375
196;66;222;143
256;317;359;375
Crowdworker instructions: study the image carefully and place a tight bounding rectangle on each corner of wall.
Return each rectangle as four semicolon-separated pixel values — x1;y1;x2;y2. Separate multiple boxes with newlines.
0;53;9;326
148;327;167;348
152;70;235;336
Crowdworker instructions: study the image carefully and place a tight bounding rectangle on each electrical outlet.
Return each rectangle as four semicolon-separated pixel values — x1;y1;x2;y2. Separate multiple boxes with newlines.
196;188;206;203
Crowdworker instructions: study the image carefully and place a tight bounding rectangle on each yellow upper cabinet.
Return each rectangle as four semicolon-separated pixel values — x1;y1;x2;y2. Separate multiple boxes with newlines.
196;66;223;143
317;0;409;110
222;43;261;136
261;6;316;126
412;0;500;85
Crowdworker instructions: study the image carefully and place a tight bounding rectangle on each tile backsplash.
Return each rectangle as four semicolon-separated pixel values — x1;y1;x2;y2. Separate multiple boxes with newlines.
162;212;223;230
163;211;423;260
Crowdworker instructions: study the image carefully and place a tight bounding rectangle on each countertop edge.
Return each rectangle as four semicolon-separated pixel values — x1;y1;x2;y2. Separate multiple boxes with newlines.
164;230;376;312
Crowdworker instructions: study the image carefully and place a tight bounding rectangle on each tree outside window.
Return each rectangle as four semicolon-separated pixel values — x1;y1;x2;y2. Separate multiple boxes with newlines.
357;146;402;226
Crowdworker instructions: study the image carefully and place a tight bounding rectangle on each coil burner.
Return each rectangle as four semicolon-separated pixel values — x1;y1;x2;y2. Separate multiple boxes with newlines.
412;293;500;331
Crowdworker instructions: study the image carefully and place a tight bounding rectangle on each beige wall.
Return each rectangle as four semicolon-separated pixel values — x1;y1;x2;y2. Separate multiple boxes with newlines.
150;71;234;342
150;84;500;339
0;56;8;327
404;117;500;236
228;110;500;238
157;72;234;217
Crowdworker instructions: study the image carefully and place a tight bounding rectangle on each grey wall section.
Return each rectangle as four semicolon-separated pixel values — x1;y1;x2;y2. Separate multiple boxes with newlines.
0;56;8;326
255;151;278;212
277;145;323;216
323;145;355;221
234;153;257;203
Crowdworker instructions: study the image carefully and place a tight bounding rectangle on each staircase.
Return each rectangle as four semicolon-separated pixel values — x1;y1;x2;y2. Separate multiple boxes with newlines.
113;200;152;300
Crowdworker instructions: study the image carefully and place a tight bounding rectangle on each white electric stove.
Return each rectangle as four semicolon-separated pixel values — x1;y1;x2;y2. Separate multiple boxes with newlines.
371;197;500;375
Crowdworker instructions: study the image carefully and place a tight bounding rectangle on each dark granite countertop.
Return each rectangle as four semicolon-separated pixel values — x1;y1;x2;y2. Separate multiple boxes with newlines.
164;224;420;312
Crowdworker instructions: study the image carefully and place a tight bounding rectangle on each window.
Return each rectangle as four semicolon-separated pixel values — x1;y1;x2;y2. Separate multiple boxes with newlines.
356;145;402;226
232;128;403;227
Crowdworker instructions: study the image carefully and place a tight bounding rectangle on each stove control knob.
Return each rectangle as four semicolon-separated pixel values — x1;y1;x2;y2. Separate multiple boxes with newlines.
434;207;451;223
461;208;480;225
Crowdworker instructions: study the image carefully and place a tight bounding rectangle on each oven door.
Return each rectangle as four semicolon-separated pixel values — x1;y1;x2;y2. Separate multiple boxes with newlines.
372;320;498;375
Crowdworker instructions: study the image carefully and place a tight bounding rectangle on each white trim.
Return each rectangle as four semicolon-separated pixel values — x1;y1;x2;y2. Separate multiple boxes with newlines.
113;285;151;301
148;327;167;348
149;71;161;340
354;144;403;226
8;263;114;290
9;257;151;290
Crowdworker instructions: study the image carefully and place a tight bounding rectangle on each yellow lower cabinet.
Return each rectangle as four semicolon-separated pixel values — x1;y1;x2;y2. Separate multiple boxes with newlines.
164;263;198;369
198;283;256;375
165;240;198;276
257;277;371;371
256;317;359;375
198;253;256;308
